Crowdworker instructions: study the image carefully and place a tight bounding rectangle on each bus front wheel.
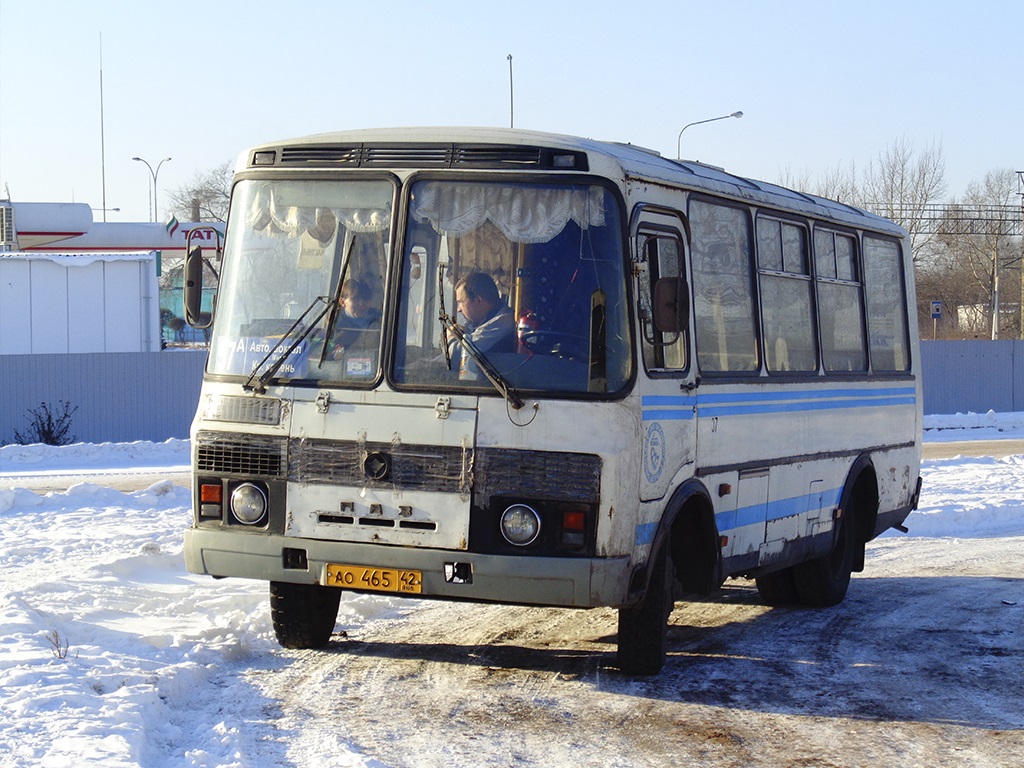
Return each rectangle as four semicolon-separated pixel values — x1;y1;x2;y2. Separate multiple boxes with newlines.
616;544;673;675
270;581;342;649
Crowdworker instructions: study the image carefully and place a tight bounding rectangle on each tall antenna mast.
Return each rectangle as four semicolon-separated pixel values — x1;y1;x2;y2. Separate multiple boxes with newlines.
507;54;514;129
99;34;108;222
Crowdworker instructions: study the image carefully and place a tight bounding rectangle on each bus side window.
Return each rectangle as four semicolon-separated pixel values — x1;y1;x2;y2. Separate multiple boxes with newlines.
756;216;817;373
814;229;867;373
689;200;759;374
638;232;688;371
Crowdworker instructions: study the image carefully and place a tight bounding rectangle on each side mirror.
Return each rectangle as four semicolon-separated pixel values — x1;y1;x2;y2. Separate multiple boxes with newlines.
184;227;223;329
184;245;208;327
653;277;688;333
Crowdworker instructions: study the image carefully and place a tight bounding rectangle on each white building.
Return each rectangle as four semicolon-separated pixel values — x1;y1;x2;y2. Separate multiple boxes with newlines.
0;200;222;353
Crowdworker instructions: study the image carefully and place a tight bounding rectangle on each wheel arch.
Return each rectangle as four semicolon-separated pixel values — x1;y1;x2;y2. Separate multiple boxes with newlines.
841;454;880;572
629;479;721;600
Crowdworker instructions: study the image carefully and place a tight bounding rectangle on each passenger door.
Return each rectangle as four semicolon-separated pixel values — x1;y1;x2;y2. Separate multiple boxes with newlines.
633;208;697;502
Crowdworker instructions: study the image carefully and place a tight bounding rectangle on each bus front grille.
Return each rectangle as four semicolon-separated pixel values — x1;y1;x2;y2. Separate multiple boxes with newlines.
290;438;471;493
195;431;287;478
288;438;601;503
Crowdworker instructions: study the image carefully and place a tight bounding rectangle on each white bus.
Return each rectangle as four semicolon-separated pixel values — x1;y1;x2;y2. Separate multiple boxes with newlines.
183;127;922;675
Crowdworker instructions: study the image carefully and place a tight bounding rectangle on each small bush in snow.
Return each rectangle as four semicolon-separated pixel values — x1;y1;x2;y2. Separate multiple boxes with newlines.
12;401;78;446
46;629;72;660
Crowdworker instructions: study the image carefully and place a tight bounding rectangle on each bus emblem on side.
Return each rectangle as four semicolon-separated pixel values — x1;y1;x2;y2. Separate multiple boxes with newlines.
644;423;665;484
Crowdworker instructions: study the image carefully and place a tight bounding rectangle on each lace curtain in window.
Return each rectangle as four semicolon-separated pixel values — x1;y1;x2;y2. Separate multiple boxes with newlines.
410;183;607;244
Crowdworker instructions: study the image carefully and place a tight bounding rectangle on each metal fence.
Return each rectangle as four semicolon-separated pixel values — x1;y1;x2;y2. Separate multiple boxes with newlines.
1;350;207;445
919;340;1024;415
0;342;1017;445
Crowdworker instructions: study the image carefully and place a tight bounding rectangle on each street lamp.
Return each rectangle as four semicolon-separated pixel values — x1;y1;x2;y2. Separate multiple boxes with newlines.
132;156;172;222
676;111;743;159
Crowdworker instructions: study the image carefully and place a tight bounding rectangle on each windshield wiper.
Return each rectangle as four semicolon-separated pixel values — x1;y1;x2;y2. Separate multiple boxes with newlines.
438;310;525;410
437;263;453;370
243;296;333;394
315;235;356;370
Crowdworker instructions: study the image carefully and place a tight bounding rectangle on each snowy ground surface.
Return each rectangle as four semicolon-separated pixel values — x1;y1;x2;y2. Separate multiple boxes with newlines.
1;414;1022;767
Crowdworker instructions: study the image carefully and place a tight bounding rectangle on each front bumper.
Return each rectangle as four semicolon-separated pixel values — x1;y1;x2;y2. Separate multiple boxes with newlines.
184;527;632;608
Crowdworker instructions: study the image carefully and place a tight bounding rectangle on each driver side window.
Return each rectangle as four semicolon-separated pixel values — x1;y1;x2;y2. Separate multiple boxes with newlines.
638;230;688;372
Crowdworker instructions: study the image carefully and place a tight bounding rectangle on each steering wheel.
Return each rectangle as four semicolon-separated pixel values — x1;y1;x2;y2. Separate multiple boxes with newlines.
518;330;589;361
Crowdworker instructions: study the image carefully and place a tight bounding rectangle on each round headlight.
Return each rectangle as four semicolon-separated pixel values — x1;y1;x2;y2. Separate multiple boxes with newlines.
500;504;541;546
230;483;267;525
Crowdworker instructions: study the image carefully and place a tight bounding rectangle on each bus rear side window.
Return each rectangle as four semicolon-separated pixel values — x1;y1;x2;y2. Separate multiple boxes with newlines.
863;235;911;372
815;229;866;373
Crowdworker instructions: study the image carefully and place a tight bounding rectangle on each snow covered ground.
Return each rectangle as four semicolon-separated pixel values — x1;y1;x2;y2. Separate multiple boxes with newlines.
1;415;1022;767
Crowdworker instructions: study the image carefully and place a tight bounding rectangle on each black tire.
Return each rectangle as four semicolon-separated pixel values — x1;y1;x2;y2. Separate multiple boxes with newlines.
270;581;342;649
755;566;799;605
793;500;856;607
616;544;673;675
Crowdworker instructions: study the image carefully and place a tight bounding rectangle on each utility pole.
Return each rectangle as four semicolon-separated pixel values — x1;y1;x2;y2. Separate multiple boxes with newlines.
1018;171;1024;339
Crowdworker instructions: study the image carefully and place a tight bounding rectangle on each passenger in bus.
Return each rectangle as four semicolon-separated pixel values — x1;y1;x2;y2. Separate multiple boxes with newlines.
324;278;381;361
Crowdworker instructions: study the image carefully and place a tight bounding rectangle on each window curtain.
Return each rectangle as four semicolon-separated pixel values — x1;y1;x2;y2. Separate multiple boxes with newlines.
246;186;390;238
410;183;607;244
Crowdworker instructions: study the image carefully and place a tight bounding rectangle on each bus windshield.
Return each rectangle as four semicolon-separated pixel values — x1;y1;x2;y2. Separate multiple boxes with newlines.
393;179;631;396
207;178;394;384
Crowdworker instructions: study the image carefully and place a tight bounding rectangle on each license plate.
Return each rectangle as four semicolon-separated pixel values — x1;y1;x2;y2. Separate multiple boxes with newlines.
326;564;423;594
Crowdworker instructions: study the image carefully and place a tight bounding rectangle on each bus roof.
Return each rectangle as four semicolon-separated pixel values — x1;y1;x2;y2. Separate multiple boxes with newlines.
242;127;907;238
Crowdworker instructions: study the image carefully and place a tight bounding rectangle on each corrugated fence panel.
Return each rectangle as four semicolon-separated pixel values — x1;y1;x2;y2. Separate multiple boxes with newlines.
920;340;1017;415
1;351;207;444
3;343;1024;445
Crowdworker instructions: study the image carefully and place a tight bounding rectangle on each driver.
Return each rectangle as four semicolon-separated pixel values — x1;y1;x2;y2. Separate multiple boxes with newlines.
453;272;516;379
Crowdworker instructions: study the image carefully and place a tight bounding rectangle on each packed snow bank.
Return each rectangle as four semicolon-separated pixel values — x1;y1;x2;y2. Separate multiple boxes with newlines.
0;438;190;473
923;409;1024;440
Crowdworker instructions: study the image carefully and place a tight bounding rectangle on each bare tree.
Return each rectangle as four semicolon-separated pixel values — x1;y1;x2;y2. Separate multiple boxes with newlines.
861;137;947;262
954;169;1020;338
811;159;860;205
166;162;233;222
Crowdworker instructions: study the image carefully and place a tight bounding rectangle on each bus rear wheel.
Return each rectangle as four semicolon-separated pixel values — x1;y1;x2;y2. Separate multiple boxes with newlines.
793;501;856;607
270;581;342;649
755;567;799;605
616;544;673;675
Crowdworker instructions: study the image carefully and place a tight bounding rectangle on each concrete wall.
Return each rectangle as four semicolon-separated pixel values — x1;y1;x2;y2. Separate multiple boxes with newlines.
0;342;1018;446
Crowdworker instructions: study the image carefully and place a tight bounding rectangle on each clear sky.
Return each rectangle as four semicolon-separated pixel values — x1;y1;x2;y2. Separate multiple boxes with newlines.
1;0;1021;223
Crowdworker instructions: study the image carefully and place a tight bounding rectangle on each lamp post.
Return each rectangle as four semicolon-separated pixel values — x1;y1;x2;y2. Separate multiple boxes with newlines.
132;156;171;222
676;111;743;159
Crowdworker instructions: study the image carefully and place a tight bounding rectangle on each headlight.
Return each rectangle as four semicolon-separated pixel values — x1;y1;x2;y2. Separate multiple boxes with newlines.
230;483;267;525
500;503;541;546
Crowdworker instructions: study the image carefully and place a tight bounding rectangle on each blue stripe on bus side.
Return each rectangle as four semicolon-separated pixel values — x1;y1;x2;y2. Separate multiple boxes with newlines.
694;386;916;404
716;486;844;531
641;388;917;421
635;522;658;547
699;396;916;418
640;395;696;422
636;486;843;547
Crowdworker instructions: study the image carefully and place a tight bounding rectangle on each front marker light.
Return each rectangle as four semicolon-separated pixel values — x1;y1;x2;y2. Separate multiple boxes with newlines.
500;504;541;546
230;483;267;525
